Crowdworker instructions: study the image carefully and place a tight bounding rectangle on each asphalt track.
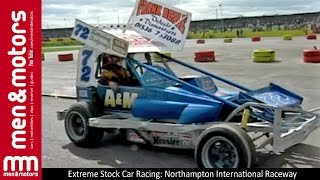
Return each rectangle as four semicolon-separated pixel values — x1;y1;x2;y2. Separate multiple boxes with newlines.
43;36;320;168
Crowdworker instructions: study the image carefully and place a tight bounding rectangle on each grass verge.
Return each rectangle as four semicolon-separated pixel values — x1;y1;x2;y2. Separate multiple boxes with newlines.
42;46;81;53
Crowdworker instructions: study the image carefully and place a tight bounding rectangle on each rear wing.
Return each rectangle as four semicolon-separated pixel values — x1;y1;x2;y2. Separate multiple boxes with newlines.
71;19;167;54
71;19;129;58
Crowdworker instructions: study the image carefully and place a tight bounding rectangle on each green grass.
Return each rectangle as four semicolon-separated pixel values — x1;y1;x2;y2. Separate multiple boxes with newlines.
42;46;81;53
188;28;312;39
42;37;83;47
42;28;313;50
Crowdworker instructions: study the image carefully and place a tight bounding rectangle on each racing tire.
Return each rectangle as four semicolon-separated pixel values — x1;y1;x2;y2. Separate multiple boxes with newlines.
64;101;104;148
195;123;255;168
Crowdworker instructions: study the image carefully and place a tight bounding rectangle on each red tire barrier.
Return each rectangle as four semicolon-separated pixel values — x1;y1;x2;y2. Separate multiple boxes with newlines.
194;51;215;62
303;48;320;63
251;36;261;42
196;39;205;44
58;54;74;62
306;34;317;40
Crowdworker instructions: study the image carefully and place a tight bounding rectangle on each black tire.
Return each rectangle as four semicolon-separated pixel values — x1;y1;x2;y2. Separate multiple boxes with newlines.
64;101;104;148
195;123;255;168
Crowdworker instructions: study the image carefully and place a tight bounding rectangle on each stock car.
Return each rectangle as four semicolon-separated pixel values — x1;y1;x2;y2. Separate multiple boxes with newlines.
57;25;320;168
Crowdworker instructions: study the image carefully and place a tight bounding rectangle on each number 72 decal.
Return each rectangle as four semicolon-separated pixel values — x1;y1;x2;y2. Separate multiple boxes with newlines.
80;49;93;82
74;24;90;40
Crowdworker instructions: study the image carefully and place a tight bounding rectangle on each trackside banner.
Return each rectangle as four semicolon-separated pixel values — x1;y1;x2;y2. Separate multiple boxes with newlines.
0;0;41;180
131;0;192;51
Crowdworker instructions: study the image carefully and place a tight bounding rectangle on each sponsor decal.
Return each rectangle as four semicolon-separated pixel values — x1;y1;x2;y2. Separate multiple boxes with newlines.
104;89;138;109
153;136;180;146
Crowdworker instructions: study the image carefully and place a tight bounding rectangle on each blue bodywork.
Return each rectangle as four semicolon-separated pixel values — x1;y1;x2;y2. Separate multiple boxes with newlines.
78;52;304;124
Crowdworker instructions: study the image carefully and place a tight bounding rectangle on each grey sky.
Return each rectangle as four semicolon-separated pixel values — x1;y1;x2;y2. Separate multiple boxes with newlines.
42;0;320;28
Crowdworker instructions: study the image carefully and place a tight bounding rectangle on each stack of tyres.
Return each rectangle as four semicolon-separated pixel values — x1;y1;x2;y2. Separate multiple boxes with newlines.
224;38;232;43
194;51;215;62
197;39;205;44
253;49;275;62
58;54;74;62
303;49;320;63
251;36;261;42
282;34;292;40
306;34;317;40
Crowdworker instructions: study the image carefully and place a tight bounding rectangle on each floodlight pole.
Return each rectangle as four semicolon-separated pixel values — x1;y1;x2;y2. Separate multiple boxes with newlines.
216;8;218;19
219;4;224;32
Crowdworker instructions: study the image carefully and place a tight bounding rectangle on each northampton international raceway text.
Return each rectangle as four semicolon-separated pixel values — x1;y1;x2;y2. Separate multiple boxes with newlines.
67;169;298;179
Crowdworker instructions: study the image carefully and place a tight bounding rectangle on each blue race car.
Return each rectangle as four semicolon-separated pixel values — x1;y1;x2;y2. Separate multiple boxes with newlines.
57;20;320;168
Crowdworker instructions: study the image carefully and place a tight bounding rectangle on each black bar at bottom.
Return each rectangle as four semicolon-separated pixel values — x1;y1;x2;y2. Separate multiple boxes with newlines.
42;168;312;180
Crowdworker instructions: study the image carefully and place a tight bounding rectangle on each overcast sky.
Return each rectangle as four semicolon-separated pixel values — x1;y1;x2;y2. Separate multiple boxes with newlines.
42;0;320;29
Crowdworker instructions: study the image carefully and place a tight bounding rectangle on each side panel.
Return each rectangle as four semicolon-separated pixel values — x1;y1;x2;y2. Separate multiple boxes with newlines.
131;87;224;123
126;130;197;149
76;87;95;102
76;46;100;88
96;85;144;112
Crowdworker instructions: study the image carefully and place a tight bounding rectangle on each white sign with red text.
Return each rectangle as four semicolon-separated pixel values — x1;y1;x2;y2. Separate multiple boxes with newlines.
131;0;192;51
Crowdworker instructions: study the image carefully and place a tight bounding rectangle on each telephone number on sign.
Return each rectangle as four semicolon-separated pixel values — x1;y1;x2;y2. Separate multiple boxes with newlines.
134;22;182;45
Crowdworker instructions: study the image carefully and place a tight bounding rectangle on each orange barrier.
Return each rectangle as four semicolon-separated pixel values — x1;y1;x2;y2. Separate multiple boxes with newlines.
303;48;320;63
196;39;205;44
194;51;215;62
58;54;74;62
306;34;317;40
251;36;261;42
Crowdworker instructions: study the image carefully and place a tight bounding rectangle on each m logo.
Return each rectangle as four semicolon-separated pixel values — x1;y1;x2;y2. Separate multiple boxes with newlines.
3;156;38;171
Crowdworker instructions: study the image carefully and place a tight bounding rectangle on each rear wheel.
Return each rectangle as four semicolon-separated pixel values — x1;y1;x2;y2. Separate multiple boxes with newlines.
65;102;104;147
195;123;255;168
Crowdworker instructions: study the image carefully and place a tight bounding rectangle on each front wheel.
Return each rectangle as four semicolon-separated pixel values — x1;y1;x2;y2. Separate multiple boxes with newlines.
195;123;255;168
64;102;104;147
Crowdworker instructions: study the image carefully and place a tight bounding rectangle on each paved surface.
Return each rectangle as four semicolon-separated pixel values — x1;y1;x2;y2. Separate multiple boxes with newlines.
42;36;320;168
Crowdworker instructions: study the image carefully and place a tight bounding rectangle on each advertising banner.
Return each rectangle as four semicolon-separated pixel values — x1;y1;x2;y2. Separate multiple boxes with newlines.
131;0;192;51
